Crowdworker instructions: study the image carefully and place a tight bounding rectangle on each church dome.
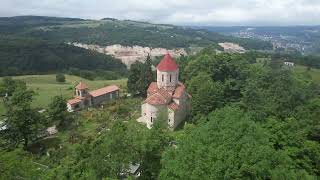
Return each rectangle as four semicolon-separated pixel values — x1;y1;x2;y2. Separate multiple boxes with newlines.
156;53;178;71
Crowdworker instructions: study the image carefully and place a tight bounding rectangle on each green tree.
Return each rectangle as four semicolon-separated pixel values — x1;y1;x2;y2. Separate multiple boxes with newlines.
127;55;154;97
90;121;134;179
159;107;311;179
139;120;171;179
0;77;25;98
56;73;66;83
4;84;45;149
187;72;224;117
0;149;45;179
242;68;315;120
47;95;71;128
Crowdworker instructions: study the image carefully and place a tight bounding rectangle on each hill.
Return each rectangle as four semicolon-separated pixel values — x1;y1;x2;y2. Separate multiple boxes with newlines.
0;16;272;50
0;36;127;76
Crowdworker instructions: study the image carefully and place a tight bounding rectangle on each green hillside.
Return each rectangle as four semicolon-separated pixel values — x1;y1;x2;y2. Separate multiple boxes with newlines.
0;36;127;76
0;74;127;116
0;16;272;50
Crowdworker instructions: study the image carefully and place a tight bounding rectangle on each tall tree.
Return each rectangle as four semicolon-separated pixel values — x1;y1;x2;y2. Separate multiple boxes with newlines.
139;120;171;179
187;72;224;117
127;55;154;97
4;83;45;149
47;95;70;128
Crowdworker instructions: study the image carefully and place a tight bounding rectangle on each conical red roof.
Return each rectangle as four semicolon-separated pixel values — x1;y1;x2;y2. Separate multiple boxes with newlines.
156;53;178;71
75;82;88;90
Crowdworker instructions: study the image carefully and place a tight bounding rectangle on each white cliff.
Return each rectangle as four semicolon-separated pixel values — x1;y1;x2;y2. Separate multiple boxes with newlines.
68;42;187;68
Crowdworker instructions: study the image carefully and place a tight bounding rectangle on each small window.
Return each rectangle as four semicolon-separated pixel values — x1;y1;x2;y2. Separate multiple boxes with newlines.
151;117;153;122
168;119;171;122
170;74;172;82
162;74;164;82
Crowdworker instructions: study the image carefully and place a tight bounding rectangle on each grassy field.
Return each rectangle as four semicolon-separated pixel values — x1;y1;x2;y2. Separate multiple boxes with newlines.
0;75;127;116
294;65;320;83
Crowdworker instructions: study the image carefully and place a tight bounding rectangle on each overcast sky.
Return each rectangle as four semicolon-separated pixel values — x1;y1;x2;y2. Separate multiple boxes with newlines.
1;0;320;26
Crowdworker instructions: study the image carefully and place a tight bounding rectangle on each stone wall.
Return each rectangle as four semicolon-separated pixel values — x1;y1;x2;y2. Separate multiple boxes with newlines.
157;69;179;90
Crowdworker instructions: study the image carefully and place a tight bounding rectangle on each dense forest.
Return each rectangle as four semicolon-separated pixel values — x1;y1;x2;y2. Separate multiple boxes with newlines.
1;46;319;179
0;36;127;76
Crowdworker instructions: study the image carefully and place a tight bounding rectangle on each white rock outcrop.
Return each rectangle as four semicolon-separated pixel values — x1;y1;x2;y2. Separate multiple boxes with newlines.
68;43;187;68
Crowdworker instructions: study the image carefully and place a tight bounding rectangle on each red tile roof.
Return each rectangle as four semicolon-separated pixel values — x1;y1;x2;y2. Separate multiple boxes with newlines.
89;85;119;97
144;87;172;105
147;82;158;95
144;93;168;105
76;82;89;90
67;98;81;105
157;88;172;100
172;83;185;99
157;53;178;71
168;102;179;111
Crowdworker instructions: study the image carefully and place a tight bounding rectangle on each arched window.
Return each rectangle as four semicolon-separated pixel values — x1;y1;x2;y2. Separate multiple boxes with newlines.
162;74;164;82
170;74;172;82
151;117;153;122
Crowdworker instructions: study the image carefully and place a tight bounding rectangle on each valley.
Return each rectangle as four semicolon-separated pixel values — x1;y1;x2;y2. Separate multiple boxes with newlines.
201;26;320;55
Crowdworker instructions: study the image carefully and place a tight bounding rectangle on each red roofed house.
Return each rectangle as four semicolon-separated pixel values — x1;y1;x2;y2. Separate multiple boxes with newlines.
138;53;191;130
67;82;119;112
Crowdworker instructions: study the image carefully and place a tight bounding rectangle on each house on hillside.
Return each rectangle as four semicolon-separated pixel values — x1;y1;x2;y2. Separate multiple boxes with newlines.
67;82;120;112
284;61;294;67
137;53;191;130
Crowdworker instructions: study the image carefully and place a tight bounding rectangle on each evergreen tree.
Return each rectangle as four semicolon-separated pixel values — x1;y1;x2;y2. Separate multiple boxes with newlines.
127;55;154;97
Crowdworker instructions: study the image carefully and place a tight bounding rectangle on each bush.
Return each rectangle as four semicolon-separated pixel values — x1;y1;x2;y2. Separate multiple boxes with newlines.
56;73;66;82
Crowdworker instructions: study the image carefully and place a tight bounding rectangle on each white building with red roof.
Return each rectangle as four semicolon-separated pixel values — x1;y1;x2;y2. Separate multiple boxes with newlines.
138;53;191;130
67;82;120;112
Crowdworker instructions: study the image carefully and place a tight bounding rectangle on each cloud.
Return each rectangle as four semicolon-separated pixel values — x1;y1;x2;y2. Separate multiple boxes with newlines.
1;0;320;25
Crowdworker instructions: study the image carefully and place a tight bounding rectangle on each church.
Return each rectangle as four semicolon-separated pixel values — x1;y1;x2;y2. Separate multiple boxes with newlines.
138;53;191;130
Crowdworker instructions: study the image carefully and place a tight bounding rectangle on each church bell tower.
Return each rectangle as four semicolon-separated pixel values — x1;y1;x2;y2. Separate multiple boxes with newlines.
156;53;179;92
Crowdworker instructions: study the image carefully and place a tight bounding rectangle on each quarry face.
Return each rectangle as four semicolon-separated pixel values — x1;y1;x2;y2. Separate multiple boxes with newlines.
69;42;187;68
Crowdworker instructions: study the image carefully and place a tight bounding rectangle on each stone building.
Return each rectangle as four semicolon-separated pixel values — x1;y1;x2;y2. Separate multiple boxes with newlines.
138;53;191;130
67;82;119;112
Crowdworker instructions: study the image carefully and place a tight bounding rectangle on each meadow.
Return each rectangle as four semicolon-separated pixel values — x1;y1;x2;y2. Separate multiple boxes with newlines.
0;75;127;116
294;65;320;83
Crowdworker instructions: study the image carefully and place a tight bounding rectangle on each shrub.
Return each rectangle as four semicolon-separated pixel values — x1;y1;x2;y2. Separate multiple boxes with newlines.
56;73;66;82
